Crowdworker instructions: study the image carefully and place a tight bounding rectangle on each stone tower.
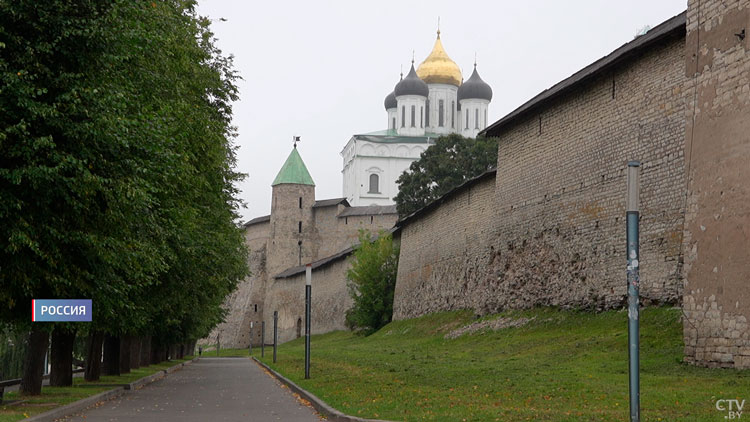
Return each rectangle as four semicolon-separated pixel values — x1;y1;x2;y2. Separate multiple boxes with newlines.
267;146;318;277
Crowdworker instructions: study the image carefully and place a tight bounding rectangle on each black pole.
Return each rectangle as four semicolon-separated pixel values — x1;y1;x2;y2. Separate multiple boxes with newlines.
261;321;265;358
273;311;278;363
248;323;253;356
305;264;312;379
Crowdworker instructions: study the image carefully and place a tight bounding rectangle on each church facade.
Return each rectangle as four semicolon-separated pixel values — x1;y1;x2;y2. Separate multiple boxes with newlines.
342;30;493;206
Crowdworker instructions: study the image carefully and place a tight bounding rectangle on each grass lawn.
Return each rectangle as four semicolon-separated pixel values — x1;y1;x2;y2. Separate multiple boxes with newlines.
249;307;749;421
0;356;193;422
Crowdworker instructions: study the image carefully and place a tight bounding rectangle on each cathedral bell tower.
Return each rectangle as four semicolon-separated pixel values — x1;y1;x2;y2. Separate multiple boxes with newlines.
267;145;318;277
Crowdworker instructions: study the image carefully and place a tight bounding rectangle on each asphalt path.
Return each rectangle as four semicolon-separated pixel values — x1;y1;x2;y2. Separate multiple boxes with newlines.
62;357;322;421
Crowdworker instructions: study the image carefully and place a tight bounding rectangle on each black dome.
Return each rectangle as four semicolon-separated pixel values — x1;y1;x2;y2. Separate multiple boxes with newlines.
394;64;428;98
384;91;397;110
458;66;492;101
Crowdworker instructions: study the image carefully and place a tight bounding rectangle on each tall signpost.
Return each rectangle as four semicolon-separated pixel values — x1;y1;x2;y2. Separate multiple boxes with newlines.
305;264;312;379
626;161;641;422
261;321;265;358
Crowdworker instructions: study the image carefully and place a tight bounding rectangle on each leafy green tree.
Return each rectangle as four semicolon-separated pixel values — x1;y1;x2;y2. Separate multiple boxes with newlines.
345;230;399;335
394;134;498;217
0;0;247;392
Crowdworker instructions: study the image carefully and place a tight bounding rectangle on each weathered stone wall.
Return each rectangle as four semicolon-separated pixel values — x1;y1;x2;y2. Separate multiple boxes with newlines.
264;257;353;344
394;30;688;319
313;205;397;258
682;0;750;368
205;192;397;347
393;174;497;319
489;35;687;311
201;221;269;348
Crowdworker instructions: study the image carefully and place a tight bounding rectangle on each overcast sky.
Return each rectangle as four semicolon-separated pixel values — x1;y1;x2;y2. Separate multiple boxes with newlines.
195;0;686;221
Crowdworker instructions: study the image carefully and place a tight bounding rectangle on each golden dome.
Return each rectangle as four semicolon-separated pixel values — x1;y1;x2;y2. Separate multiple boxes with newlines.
416;31;462;86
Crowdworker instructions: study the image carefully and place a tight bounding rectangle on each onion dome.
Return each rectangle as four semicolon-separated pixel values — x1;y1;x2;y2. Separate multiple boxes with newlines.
416;31;462;86
394;63;428;97
384;91;397;110
457;65;492;101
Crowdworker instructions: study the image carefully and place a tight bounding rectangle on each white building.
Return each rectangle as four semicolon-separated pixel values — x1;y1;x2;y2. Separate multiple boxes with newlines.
342;30;493;206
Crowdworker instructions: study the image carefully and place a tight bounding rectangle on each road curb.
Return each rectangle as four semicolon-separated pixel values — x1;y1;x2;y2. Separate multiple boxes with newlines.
22;357;198;421
252;357;394;422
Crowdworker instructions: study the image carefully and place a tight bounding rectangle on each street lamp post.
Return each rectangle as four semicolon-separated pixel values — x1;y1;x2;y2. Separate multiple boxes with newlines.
626;161;641;422
305;264;312;379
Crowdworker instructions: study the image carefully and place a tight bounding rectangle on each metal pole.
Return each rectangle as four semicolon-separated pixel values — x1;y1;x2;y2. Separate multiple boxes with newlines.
261;321;265;358
249;322;253;356
305;264;312;379
217;332;220;357
626;161;641;422
273;311;278;363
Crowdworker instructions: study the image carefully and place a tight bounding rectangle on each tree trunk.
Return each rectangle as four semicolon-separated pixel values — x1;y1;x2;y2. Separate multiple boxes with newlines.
19;326;49;395
129;336;141;369
103;335;120;376
84;331;104;381
179;344;185;359
151;341;164;365
119;336;131;374
140;336;151;367
49;327;75;386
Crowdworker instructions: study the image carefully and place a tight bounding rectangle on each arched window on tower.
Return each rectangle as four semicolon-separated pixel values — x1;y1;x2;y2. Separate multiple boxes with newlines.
438;100;444;127
484;109;487;128
420;106;423;128
401;106;405;128
465;109;469;129
411;105;415;127
392;117;396;130
451;101;455;129
368;173;380;193
475;109;479;129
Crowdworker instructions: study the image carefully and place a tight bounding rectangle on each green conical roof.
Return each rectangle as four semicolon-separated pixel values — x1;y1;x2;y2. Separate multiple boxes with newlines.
272;147;315;186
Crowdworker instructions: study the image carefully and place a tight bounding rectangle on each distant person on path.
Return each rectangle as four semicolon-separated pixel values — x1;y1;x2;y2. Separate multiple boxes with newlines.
198;346;202;356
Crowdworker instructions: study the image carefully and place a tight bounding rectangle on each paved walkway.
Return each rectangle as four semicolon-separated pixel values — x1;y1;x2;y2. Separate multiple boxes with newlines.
63;357;321;421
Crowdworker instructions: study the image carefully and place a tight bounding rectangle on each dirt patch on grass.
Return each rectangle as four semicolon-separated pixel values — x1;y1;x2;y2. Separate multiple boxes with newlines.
445;317;534;339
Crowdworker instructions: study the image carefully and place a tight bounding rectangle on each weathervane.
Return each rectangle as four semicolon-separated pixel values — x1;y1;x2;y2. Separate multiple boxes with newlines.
293;136;301;148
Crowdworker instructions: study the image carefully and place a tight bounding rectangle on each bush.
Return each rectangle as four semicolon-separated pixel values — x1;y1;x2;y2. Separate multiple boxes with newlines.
345;230;399;335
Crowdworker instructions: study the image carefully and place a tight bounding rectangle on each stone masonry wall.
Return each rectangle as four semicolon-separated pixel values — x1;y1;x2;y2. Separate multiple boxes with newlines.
201;221;269;349
393;174;497;319
264;257;353;344
313;205;397;258
488;36;688;311
682;0;750;368
393;32;688;319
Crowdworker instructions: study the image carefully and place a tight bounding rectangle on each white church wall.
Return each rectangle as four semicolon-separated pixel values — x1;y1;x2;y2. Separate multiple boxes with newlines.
426;84;458;135
395;95;426;136
460;98;490;138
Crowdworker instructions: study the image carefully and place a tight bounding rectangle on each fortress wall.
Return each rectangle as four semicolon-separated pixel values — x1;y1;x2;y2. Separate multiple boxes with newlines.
314;206;398;258
682;0;750;368
202;221;269;348
486;35;688;312
393;173;497;319
394;29;688;319
264;257;352;344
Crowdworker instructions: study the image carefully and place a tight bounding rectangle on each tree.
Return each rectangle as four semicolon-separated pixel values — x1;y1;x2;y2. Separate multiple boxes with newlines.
345;230;399;335
0;0;247;392
394;134;498;217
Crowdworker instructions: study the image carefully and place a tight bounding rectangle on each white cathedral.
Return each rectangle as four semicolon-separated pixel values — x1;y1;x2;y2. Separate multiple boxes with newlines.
341;30;493;206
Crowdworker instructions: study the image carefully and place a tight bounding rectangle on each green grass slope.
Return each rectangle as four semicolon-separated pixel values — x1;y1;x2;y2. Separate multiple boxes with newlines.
255;307;749;421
